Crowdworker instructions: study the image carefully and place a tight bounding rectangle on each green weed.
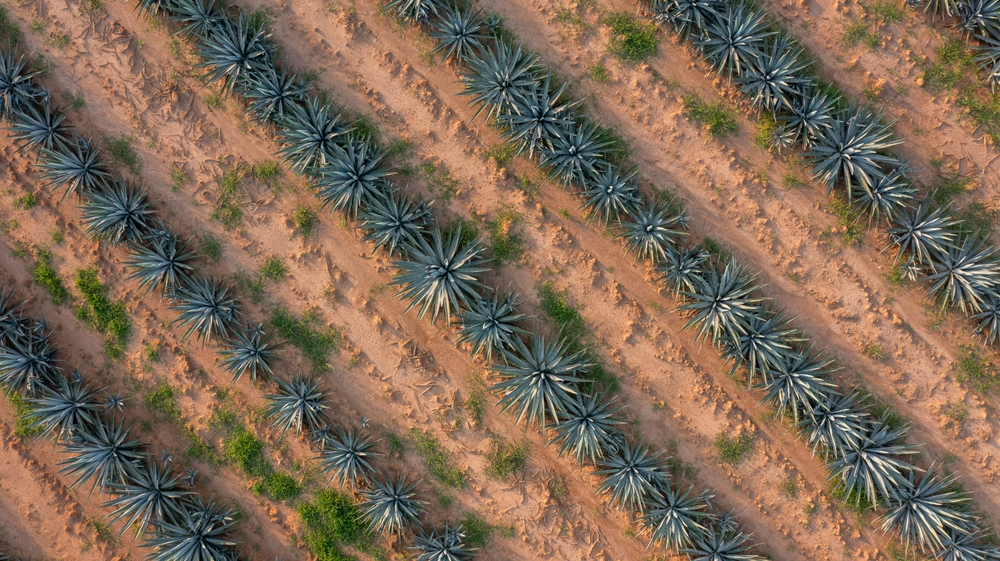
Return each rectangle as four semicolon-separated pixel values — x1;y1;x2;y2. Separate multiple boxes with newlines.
684;95;738;138
270;307;343;372
605;12;658;62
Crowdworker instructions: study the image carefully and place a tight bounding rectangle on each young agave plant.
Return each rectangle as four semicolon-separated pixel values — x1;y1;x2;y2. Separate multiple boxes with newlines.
924;235;1000;314
241;65;309;124
719;306;801;386
26;372;100;440
315;425;378;487
314;139;393;218
541;120;607;186
759;348;837;423
738;35;810;114
143;498;238;561
681;515;764;561
619;197;687;263
459;41;539;122
171;0;225;38
8;101;68;153
887;196;958;266
877;467;974;552
277;97;349;173
697;3;772;78
196;15;275;97
218;323;275;384
594;438;669;512
956;0;1000;37
170;276;242;344
799;391;867;457
431;4;488;65
498;76;577;158
655;245;710;299
780;86;838;148
81;178;155;247
264;376;328;435
103;460;194;539
490;333;590;429
640;483;714;552
39;135;110;200
384;0;444;23
806;104;903;198
456;288;526;362
579;163;640;226
58;416;145;495
0;45;42;120
973;292;1000;344
853;166;915;223
124;234;196;295
361;470;425;537
826;414;919;508
652;0;723;40
391;226;489;324
549;392;624;465
359;188;433;258
0;328;59;396
411;524;476;561
680;259;763;344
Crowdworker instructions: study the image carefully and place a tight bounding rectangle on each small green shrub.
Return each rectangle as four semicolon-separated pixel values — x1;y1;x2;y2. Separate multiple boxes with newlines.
486;435;527;479
253;160;280;184
292;204;318;237
255;471;301;501
714;432;754;464
605;12;658;62
270;308;343;372
298;490;372;561
106;134;142;174
223;429;270;477
458;511;496;547
8;393;42;438
201;233;223;260
955;345;999;394
144;384;182;423
488;207;525;265
260;256;287;281
31;249;69;305
14;192;38;209
684;95;738;138
74;267;131;358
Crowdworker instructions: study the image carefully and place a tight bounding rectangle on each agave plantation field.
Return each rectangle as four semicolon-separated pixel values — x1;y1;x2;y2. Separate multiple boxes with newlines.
2;0;1000;559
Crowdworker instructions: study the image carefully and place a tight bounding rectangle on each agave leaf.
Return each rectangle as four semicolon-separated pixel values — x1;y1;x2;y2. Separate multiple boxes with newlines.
540;120;608;186
887;196;958;266
579;162;640;226
738;34;810;114
124;233;196;295
7;101;69;153
241;64;309;124
39;135;111;200
277;97;349;173
681;514;765;560
758;347;838;423
431;4;488;65
698;3;773;79
0;326;60;396
924;235;1000;314
679;259;762;344
195;15;275;97
719;306;801;386
655;245;710;298
619;197;688;263
0;44;43;120
852;166;916;222
498;75;578;158
780;86;838;148
411;523;477;561
358;187;433;258
652;0;724;40
799;391;868;457
170;0;225;38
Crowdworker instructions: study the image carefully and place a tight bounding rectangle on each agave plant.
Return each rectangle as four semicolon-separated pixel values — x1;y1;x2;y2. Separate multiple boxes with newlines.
619;197;687;263
196;15;274;96
241;64;309;123
0;329;59;396
411;524;476;561
218;323;275;384
827;414;919;507
26;372;100;440
655;245;710;298
579;163;640;225
315;425;378;487
359;188;432;257
878;467;974;552
681;515;764;561
806;104;903;198
498;76;577;158
361;470;425;537
972;292;1000;344
39;135;110;200
0;45;42;119
171;0;224;38
975;34;1000;88
143;498;238;561
460;41;539;122
957;0;1000;37
680;259;763;344
103;460;194;539
780;86;838;148
550;392;623;465
490;333;590;429
935;529;1000;561
8;101;68;153
265;376;327;435
81;177;155;246
738;35;810;114
170;276;241;344
540;120;608;186
924;234;1000;314
887;196;958;265
799;391;868;457
384;0;444;22
853;166;915;222
431;4;488;65
699;3;773;79
595;438;669;512
124;234;195;295
0;289;25;344
719;307;801;386
759;348;837;423
277;97;349;173
59;416;145;495
652;0;723;40
132;0;171;17
922;0;960;16
314;139;393;218
391;226;489;324
456;288;526;362
641;483;714;551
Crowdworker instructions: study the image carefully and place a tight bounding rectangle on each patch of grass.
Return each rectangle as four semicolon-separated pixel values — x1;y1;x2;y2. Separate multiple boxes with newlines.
702;236;730;260
779;476;799;498
484;143;519;167
144;384;183;423
45;32;70;49
254;471;301;502
260;256;287;282
292;204;319;237
537;281;619;392
942;401;969;428
211;165;247;230
81;0;103;15
487;206;525;265
588;62;610;83
270;307;343;372
683;95;738;138
298;490;374;561
86;517;119;546
208;406;242;433
485;435;528;479
170;167;188;191
50;229;64;245
957;200;996;238
253;160;280;184
411;429;467;489
930;174;973;204
841;20;879;50
754;114;777;151
0;4;23;43
201;232;223;261
857;387;909;431
828;198;864;245
957;89;1000;146
73;267;131;359
8;392;42;438
863;343;886;360
105;134;142;174
14;192;38;209
349;113;380;143
223;429;270;477
458;511;496;547
714;432;754;464
862;0;905;23
464;376;487;430
31;249;70;306
422;161;462;202
605;12;658;62
955;344;999;394
924;40;975;91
